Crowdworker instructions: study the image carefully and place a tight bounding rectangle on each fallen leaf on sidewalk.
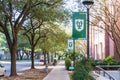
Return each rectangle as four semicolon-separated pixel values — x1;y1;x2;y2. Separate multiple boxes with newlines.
1;68;52;80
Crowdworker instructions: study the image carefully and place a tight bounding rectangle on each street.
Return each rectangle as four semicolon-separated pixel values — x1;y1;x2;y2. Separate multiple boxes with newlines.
0;59;43;76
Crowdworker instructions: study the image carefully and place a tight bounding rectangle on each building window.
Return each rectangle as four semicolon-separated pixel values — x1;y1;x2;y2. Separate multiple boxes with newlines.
100;42;103;59
94;44;98;60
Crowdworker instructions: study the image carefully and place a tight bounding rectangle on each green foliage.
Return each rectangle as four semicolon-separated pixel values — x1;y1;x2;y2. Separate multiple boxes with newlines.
95;60;120;65
18;32;30;49
65;51;82;61
0;0;70;76
72;56;95;80
36;26;69;53
95;56;120;65
103;56;113;64
116;60;120;65
65;58;71;70
95;60;108;65
68;51;75;61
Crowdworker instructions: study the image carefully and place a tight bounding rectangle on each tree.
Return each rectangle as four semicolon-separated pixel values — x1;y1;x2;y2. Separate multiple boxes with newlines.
21;1;68;67
22;17;44;68
17;32;30;60
0;0;64;76
91;0;120;58
36;25;69;64
75;40;87;56
0;33;8;50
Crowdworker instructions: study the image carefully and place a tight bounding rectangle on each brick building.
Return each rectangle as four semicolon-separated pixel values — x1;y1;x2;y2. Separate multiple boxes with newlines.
90;0;120;60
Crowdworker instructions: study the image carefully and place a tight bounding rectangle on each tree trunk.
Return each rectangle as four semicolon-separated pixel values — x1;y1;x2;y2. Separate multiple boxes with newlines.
58;56;61;60
10;49;17;76
9;39;18;76
55;52;57;57
51;54;53;62
43;50;46;65
31;46;35;69
16;50;19;60
47;52;50;64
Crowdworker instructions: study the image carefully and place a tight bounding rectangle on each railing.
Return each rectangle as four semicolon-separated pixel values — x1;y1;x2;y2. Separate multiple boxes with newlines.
98;65;120;70
95;66;115;80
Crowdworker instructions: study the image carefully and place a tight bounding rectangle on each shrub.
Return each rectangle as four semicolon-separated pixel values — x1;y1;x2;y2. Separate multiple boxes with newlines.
95;60;108;65
95;56;120;65
72;57;95;80
65;58;71;70
116;60;120;65
103;55;114;64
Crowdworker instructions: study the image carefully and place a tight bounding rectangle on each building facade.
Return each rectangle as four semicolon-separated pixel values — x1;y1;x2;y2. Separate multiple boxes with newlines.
90;0;120;60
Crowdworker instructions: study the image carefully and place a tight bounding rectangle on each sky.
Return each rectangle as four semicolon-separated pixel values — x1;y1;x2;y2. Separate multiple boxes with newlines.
63;0;85;34
64;0;85;12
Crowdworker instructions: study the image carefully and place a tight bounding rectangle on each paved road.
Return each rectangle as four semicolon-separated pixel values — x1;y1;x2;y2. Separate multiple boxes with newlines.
0;59;43;76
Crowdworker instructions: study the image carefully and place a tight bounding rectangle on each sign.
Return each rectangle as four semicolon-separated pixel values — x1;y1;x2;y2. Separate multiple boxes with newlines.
69;66;74;70
72;12;87;39
68;40;73;50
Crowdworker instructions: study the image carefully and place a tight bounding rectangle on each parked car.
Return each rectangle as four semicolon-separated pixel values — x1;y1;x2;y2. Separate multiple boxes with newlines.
0;64;6;76
40;58;44;62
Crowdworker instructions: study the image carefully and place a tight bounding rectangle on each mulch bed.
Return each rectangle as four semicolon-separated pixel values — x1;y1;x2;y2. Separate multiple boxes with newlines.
0;68;52;80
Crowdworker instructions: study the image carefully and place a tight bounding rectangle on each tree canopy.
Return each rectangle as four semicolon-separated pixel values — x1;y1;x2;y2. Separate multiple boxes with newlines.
0;0;70;76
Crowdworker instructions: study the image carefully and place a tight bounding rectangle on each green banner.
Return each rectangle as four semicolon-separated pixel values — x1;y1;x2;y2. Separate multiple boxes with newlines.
72;12;87;39
68;40;73;50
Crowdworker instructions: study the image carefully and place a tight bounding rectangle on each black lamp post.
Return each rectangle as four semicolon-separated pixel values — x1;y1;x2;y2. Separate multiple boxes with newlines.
82;0;94;58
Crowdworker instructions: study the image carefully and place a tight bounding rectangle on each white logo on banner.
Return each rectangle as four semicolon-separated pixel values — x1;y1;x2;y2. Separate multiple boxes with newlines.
68;40;73;50
75;19;84;32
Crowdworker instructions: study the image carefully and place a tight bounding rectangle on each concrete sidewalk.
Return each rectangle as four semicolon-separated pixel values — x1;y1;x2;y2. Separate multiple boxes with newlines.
43;61;70;80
